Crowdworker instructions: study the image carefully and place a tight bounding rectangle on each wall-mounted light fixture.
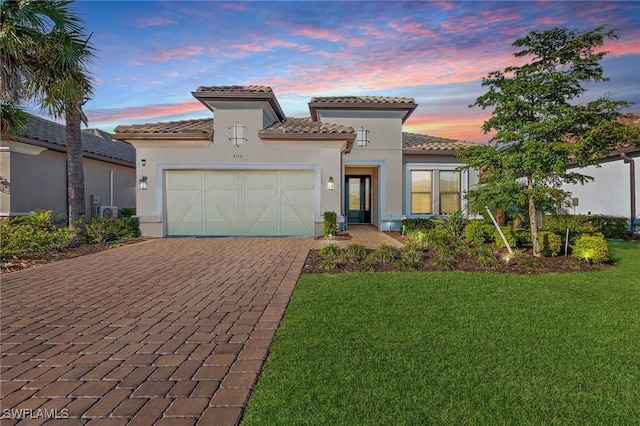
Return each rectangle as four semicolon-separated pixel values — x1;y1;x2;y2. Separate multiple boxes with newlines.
356;126;370;147
139;176;148;190
327;176;335;191
0;176;8;192
229;121;248;147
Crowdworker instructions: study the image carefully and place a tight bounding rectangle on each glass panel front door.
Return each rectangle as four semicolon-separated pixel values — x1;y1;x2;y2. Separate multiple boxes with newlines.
346;176;371;224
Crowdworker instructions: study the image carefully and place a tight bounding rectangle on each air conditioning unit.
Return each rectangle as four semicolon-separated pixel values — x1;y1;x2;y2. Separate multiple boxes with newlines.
99;206;118;219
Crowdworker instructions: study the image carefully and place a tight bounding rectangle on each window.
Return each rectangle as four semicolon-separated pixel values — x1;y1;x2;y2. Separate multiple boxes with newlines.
410;170;432;214
439;171;461;213
408;168;463;215
355;127;370;147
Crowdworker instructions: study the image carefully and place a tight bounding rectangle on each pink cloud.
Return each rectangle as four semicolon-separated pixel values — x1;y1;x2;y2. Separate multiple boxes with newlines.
87;98;205;124
137;16;176;27
536;16;567;26
389;21;439;40
153;45;204;62
292;28;343;43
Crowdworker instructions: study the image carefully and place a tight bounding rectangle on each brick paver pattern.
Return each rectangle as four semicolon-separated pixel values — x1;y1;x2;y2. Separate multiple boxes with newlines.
1;237;311;425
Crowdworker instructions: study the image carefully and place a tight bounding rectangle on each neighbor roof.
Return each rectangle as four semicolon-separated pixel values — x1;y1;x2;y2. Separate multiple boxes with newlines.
309;96;418;123
402;132;475;154
13;115;135;166
113;118;213;140
192;85;286;121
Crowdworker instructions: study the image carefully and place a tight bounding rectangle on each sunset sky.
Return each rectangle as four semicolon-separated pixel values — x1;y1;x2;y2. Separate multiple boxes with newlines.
55;1;640;142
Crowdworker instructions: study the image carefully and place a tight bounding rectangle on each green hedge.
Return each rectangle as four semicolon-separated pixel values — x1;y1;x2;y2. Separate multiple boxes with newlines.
120;207;137;218
1;221;73;256
543;214;628;240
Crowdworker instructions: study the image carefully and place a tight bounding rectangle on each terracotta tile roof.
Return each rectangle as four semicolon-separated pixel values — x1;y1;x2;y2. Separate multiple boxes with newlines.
113;118;213;135
14;115;135;166
309;96;417;122
194;85;273;94
402;132;475;152
261;117;354;135
192;85;285;121
310;96;416;105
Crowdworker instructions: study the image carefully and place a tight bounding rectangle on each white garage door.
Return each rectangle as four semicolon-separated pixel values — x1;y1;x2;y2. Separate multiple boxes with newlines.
166;170;315;236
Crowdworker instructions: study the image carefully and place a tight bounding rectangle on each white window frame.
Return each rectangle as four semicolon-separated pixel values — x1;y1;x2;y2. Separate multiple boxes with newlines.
404;163;469;217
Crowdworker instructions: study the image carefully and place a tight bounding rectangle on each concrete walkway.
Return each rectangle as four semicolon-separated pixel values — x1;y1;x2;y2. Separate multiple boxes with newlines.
312;224;404;249
0;228;399;425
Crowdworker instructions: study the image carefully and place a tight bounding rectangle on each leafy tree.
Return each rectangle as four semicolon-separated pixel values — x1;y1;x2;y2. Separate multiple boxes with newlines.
458;26;639;256
1;0;94;228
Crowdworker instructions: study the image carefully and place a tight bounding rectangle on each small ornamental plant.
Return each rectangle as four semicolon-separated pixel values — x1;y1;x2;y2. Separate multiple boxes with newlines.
572;235;609;264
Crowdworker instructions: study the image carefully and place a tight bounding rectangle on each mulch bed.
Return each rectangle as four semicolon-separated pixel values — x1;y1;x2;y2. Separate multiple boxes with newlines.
303;231;612;275
1;238;151;274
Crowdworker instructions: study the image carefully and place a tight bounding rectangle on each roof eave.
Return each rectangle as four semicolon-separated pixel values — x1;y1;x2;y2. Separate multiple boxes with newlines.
192;91;286;121
110;133;212;141
309;102;418;123
259;131;356;142
403;148;459;156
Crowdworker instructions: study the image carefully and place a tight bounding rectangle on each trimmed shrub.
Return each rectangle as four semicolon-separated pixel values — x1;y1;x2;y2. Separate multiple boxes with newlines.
401;217;435;233
543;214;628;240
120;208;137;218
1;221;73;256
538;231;562;257
572;235;609;263
401;241;424;264
323;211;337;237
81;216;141;244
464;220;493;245
494;226;517;249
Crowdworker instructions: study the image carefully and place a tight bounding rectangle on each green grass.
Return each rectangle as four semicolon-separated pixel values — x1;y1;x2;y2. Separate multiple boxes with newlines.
242;242;640;425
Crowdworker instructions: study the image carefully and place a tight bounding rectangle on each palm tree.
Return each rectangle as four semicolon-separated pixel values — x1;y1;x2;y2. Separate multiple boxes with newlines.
1;0;94;227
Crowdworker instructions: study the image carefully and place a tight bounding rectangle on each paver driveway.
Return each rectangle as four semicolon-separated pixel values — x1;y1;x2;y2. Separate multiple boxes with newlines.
1;237;312;425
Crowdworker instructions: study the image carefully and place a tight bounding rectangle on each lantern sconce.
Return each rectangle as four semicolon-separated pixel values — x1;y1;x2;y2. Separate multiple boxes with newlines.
356;126;370;147
229;121;248;147
327;176;335;191
139;176;148;190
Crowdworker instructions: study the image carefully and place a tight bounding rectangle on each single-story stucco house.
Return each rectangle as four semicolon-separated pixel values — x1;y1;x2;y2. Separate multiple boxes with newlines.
113;85;479;237
0;115;136;219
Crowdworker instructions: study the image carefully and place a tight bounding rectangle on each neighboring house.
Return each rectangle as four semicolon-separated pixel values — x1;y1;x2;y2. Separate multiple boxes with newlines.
562;147;639;231
113;85;478;237
561;113;639;231
0;115;136;219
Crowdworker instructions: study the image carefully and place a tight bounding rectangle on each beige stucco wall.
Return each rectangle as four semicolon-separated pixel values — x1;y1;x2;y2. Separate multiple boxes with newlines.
316;110;405;230
5;148;134;218
130;106;348;237
0;146;11;215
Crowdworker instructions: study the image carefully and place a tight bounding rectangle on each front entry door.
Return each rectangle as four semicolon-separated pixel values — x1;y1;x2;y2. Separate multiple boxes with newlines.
346;176;371;224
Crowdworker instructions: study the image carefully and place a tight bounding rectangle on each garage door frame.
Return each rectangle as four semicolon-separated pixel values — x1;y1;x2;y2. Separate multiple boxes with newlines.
159;163;322;236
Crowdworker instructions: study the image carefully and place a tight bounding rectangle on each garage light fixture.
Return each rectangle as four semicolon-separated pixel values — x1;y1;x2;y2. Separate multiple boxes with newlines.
139;176;148;190
327;176;335;191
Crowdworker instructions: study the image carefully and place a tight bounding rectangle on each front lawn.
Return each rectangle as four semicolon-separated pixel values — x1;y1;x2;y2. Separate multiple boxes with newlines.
242;241;640;425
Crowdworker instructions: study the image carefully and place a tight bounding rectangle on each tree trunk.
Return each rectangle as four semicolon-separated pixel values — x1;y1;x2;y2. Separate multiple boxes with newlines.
528;176;540;257
495;209;506;226
66;102;85;229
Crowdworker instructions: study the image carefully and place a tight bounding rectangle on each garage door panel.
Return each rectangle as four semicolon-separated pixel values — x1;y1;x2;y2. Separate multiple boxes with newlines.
166;170;314;236
167;171;202;189
205;172;240;189
205;189;240;234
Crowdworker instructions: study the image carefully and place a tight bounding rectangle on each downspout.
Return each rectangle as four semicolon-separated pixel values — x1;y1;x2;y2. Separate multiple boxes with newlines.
621;153;636;234
109;170;114;206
